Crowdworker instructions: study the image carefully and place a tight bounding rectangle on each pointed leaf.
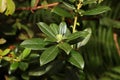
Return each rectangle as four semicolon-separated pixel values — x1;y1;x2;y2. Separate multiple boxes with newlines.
66;31;88;44
21;38;49;50
59;22;67;35
3;56;12;61
68;50;84;69
77;28;92;47
40;46;59;66
83;0;96;5
5;0;15;15
50;23;59;35
0;0;7;13
58;42;72;55
19;48;31;60
51;6;73;17
29;65;52;76
10;62;19;71
37;22;57;42
82;6;111;15
1;48;10;56
29;69;46;76
63;2;76;10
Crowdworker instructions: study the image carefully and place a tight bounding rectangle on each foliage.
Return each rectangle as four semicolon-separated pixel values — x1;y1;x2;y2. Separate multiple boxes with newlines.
0;0;119;80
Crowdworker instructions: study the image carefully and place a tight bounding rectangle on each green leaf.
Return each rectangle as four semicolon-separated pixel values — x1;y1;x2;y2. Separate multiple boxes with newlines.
0;38;6;44
41;0;48;9
19;62;28;71
83;0;96;5
77;28;92;47
28;53;40;60
50;23;59;35
82;6;111;15
0;0;7;13
66;31;88;44
20;24;34;39
59;22;67;35
3;56;12;61
31;0;36;7
51;6;73;17
1;49;10;56
21;38;49;50
21;73;29;80
19;48;31;60
58;42;72;55
10;62;19;71
5;0;15;15
40;46;59;66
29;65;52;76
68;50;84;69
37;22;57;42
63;2;76;10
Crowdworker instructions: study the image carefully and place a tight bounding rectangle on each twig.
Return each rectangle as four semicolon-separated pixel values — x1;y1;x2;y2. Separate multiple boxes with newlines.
73;1;82;33
31;0;40;13
16;2;59;11
113;33;120;56
34;0;40;7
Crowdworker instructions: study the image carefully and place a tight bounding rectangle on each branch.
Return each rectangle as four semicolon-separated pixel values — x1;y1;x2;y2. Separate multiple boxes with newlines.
113;33;120;56
16;2;59;11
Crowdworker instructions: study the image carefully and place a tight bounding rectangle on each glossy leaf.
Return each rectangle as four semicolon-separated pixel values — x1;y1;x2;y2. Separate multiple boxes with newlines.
5;0;15;15
29;69;46;76
66;31;88;44
29;65;52;76
19;62;28;71
63;2;75;10
50;23;59;35
19;48;31;60
56;34;63;42
82;6;111;15
10;62;19;71
68;50;84;69
0;0;7;13
51;6;73;17
77;28;92;47
40;46;59;66
21;38;48;50
37;22;57;42
58;42;72;55
1;48;10;56
59;22;67;35
28;53;40;60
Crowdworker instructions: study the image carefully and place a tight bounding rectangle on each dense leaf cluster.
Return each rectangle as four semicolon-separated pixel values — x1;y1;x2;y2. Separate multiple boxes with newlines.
0;0;120;80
